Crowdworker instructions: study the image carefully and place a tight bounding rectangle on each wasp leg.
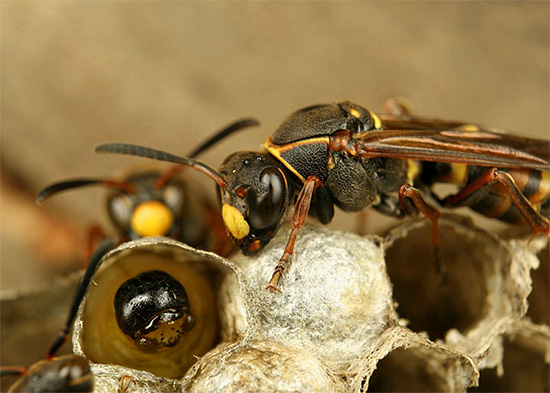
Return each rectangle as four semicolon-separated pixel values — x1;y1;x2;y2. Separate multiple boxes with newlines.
266;176;322;293
47;239;115;359
398;183;444;277
117;375;134;393
443;168;550;240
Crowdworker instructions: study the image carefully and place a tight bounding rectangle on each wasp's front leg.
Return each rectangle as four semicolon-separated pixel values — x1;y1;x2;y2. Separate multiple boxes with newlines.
266;176;323;293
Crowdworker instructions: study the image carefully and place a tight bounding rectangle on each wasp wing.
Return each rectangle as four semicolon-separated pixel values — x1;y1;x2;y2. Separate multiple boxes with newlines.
356;124;549;171
376;113;469;131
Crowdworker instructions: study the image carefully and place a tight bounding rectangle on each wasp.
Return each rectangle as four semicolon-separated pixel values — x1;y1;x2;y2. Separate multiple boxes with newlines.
0;240;113;393
37;118;258;258
95;100;550;292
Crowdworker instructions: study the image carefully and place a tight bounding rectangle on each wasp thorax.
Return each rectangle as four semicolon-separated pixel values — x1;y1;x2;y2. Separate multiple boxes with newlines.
273;102;377;145
114;270;195;353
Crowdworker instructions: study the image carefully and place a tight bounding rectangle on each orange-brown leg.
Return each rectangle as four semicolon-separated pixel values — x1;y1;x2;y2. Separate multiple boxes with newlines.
399;183;444;276
399;184;441;251
266;176;322;292
443;168;549;240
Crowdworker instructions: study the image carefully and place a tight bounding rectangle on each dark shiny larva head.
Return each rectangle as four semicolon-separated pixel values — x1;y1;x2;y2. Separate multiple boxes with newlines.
7;355;93;393
114;270;196;353
219;151;292;255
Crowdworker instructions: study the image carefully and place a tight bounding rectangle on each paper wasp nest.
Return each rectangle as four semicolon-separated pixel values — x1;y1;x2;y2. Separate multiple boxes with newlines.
8;215;545;392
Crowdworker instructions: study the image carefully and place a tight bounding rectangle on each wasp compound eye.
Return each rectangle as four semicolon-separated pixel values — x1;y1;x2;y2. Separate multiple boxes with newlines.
246;168;286;229
114;270;195;353
108;194;133;229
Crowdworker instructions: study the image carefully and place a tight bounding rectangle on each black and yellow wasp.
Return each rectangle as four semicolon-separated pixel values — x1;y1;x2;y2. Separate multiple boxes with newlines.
96;100;550;291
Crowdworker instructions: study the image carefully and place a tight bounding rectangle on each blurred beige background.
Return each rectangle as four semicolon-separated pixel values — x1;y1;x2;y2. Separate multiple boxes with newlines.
1;0;548;374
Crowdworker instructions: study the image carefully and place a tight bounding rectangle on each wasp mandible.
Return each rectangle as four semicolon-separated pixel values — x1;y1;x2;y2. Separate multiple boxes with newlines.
96;101;550;292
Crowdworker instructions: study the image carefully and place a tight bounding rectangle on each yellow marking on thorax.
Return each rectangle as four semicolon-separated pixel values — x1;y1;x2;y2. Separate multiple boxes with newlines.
131;201;174;237
349;108;362;119
222;204;250;240
368;111;382;129
263;136;330;183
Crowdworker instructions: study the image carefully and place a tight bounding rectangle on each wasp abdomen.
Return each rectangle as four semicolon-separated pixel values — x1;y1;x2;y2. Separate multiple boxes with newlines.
466;167;550;224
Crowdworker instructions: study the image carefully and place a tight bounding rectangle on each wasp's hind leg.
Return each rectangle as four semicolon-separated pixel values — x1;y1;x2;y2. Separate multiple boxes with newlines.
442;168;549;241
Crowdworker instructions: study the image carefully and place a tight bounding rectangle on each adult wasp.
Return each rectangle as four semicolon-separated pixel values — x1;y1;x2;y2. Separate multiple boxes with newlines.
37;118;258;258
96;100;550;292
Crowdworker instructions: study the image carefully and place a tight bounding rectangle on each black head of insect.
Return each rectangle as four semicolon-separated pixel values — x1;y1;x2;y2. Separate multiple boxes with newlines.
94;144;295;256
217;151;294;254
114;270;196;353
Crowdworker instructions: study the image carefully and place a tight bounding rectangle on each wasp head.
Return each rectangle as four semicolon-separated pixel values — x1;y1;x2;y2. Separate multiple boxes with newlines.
106;172;183;240
219;151;292;255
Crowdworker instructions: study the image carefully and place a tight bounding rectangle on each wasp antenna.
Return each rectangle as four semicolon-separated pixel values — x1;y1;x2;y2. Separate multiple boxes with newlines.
0;367;27;378
95;143;227;188
36;179;137;205
37;179;104;205
154;118;258;188
188;118;260;158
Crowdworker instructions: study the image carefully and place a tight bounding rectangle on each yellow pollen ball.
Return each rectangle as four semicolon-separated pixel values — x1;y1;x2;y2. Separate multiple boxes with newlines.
131;201;174;237
222;204;250;240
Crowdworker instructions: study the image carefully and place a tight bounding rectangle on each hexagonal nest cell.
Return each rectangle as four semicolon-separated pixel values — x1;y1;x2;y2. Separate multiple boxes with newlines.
2;216;548;392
